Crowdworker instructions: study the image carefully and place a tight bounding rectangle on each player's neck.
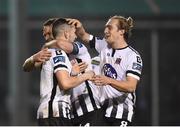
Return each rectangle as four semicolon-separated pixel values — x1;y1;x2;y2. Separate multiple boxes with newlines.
56;36;69;43
111;39;127;49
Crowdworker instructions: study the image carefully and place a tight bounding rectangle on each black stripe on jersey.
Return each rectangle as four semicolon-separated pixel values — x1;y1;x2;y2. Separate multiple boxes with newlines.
89;36;96;49
58;101;63;118
122;103;129;120
76;58;82;63
48;73;58;118
110;98;118;118
58;101;71;119
129;46;140;55
78;95;88;114
65;107;70;119
126;70;141;78
131;93;135;104
111;49;116;57
54;64;68;71
102;99;109;110
76;58;98;110
71;101;78;117
85;81;98;110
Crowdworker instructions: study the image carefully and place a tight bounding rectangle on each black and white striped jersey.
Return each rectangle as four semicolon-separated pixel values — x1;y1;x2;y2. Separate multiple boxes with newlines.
89;36;143;122
70;42;101;118
37;48;72;119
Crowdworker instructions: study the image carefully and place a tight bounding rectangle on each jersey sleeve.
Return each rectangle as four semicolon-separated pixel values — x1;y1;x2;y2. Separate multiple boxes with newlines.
50;49;71;74
126;53;143;80
70;43;79;55
73;41;88;55
89;35;107;53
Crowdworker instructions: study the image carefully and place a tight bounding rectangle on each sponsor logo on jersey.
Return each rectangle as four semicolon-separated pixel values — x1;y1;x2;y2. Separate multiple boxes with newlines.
132;62;142;71
53;56;65;64
103;63;117;79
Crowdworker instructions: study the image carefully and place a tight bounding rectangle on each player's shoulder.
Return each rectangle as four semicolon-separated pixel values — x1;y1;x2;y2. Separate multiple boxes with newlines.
127;46;141;56
75;41;85;48
49;48;65;55
126;46;143;65
49;49;68;65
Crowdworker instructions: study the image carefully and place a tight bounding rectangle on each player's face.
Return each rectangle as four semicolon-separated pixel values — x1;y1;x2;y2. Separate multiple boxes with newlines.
43;25;54;41
68;26;77;43
104;19;121;45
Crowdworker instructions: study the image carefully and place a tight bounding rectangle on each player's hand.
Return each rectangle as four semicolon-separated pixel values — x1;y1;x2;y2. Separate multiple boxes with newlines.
71;61;88;76
66;18;82;29
78;62;88;73
33;48;52;63
84;71;95;80
66;18;89;43
91;75;108;86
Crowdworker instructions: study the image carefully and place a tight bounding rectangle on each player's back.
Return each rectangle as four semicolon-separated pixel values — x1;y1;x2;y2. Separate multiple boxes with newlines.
38;48;72;119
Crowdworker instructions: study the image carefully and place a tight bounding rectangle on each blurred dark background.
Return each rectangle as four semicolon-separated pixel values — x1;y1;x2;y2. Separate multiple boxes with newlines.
0;0;180;125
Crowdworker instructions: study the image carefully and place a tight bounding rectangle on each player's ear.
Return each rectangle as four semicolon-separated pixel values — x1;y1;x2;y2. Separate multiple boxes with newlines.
64;30;69;39
119;29;125;36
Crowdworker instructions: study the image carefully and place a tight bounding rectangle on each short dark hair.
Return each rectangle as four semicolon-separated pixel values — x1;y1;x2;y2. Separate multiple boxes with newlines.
43;18;58;26
52;18;69;38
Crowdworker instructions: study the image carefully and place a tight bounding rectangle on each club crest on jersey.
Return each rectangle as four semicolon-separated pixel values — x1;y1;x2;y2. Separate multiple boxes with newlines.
132;62;142;71
53;56;65;64
115;58;121;65
107;53;110;56
103;63;117;79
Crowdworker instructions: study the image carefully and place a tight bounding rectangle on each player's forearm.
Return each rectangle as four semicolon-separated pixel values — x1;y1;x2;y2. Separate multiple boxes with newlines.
23;56;35;72
109;78;137;93
23;56;42;72
60;73;90;90
76;26;90;43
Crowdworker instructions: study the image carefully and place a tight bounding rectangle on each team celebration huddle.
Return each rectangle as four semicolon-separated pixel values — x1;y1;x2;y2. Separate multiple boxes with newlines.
23;15;143;126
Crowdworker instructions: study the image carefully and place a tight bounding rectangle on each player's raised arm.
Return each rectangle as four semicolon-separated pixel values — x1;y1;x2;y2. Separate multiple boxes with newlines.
66;18;91;43
22;48;52;72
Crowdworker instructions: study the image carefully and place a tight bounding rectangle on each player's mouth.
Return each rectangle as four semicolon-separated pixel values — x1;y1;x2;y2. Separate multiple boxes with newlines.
105;34;110;39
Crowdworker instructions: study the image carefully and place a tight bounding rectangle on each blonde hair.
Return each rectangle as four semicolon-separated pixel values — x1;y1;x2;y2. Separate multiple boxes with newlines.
110;15;134;40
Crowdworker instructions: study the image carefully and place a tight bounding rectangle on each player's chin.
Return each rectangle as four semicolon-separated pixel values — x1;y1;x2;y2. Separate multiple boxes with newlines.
105;36;110;42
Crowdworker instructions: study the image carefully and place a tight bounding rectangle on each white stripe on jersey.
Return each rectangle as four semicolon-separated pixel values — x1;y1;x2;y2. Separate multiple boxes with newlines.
105;106;113;118
116;104;123;118
127;73;140;80
127;104;133;122
61;101;71;119
73;99;83;117
84;94;94;112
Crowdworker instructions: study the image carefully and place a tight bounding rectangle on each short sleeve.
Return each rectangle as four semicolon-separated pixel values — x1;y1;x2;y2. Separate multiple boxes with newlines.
74;41;88;55
126;53;143;80
50;49;71;73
